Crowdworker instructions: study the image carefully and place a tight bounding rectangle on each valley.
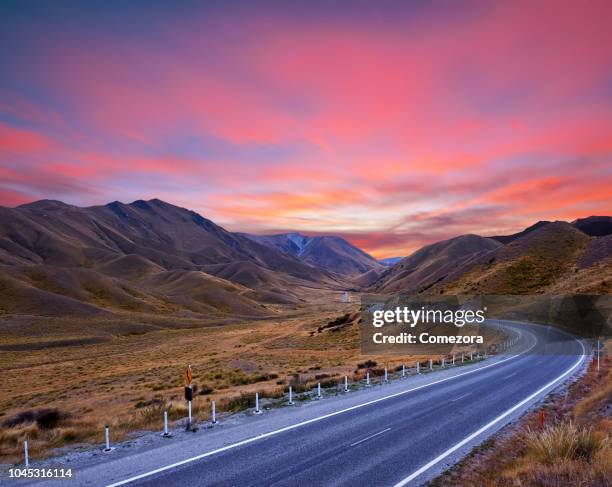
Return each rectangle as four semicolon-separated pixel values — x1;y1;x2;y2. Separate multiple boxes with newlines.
0;199;609;464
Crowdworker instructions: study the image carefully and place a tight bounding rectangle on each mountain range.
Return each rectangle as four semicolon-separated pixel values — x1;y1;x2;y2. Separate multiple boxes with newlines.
0;199;609;320
241;232;384;276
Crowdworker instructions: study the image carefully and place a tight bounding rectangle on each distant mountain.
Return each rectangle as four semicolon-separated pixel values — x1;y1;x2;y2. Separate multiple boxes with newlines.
371;234;501;293
489;221;551;244
572;216;612;237
378;257;402;266
0;199;346;318
242;233;383;276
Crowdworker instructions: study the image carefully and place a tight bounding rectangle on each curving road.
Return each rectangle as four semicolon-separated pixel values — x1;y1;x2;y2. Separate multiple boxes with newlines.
21;321;586;487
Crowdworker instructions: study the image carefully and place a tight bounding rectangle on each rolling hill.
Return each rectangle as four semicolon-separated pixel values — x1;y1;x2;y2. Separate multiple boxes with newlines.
371;219;612;295
0;199;349;318
370;234;501;293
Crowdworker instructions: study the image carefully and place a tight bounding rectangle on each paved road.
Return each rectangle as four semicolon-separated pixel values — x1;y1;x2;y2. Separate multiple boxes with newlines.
18;321;586;487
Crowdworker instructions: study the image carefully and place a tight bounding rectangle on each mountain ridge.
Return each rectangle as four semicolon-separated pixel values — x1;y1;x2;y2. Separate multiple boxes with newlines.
241;232;383;276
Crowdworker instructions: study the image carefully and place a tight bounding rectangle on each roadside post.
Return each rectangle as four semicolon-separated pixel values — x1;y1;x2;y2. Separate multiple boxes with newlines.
162;411;171;437
461;352;464;363
402;364;406;377
452;354;455;366
104;425;111;452
344;375;349;392
184;365;193;429
317;382;322;399
366;372;370;386
441;357;445;368
384;367;388;382
416;361;420;374
429;359;433;370
288;385;294;405
211;401;217;424
24;439;29;467
255;392;262;414
597;340;601;372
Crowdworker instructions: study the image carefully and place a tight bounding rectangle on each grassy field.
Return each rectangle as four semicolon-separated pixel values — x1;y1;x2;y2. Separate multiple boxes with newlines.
0;292;505;464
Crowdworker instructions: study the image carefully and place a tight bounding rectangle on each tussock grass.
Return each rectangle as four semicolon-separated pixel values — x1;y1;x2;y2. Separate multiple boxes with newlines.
523;421;609;464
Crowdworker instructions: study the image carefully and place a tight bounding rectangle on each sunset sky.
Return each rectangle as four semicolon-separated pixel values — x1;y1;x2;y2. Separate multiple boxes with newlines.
1;1;611;258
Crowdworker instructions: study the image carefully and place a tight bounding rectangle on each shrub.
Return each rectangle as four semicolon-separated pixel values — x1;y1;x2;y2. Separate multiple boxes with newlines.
357;360;377;369
524;422;609;464
2;408;66;430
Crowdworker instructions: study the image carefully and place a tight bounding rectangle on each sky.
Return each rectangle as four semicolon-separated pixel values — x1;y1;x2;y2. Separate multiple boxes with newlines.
1;0;611;258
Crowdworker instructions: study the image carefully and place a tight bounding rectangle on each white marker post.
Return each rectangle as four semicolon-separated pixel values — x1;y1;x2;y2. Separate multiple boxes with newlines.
162;411;171;437
452;354;455;366
429;359;433;370
597;340;601;372
255;392;262;414
441;358;445;368
288;386;294;405
470;352;473;361
104;425;111;452
402;364;406;377
344;375;349;392
211;401;217;424
188;400;192;426
416;361;420;374
366;372;371;386
384;367;388;382
317;382;321;399
461;352;464;363
24;440;29;467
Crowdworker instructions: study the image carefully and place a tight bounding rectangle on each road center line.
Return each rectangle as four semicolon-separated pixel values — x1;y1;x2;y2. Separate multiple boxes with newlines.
451;392;471;402
350;428;391;447
107;325;536;487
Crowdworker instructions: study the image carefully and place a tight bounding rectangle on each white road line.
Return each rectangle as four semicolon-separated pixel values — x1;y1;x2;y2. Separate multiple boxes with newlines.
392;338;586;487
506;372;517;378
451;392;471;402
350;427;391;447
106;326;537;487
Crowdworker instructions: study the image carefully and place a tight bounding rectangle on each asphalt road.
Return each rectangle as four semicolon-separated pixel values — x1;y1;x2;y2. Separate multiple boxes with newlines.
16;321;586;487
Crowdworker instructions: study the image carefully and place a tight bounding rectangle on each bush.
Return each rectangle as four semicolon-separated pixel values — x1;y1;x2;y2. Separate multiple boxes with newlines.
357;360;377;369
524;422;609;464
2;408;66;430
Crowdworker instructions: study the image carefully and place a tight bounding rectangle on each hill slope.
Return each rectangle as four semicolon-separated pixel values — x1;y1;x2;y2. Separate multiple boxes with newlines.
370;234;501;293
0;199;346;318
439;222;611;294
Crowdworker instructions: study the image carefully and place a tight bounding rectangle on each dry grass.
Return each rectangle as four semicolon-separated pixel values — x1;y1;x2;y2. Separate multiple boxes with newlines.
432;351;612;487
522;421;608;464
3;294;480;463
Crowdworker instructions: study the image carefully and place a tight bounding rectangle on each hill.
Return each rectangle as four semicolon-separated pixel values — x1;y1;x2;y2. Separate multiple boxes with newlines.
572;216;612;237
438;222;611;294
0;199;347;318
370;234;501;293
489;221;551;244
